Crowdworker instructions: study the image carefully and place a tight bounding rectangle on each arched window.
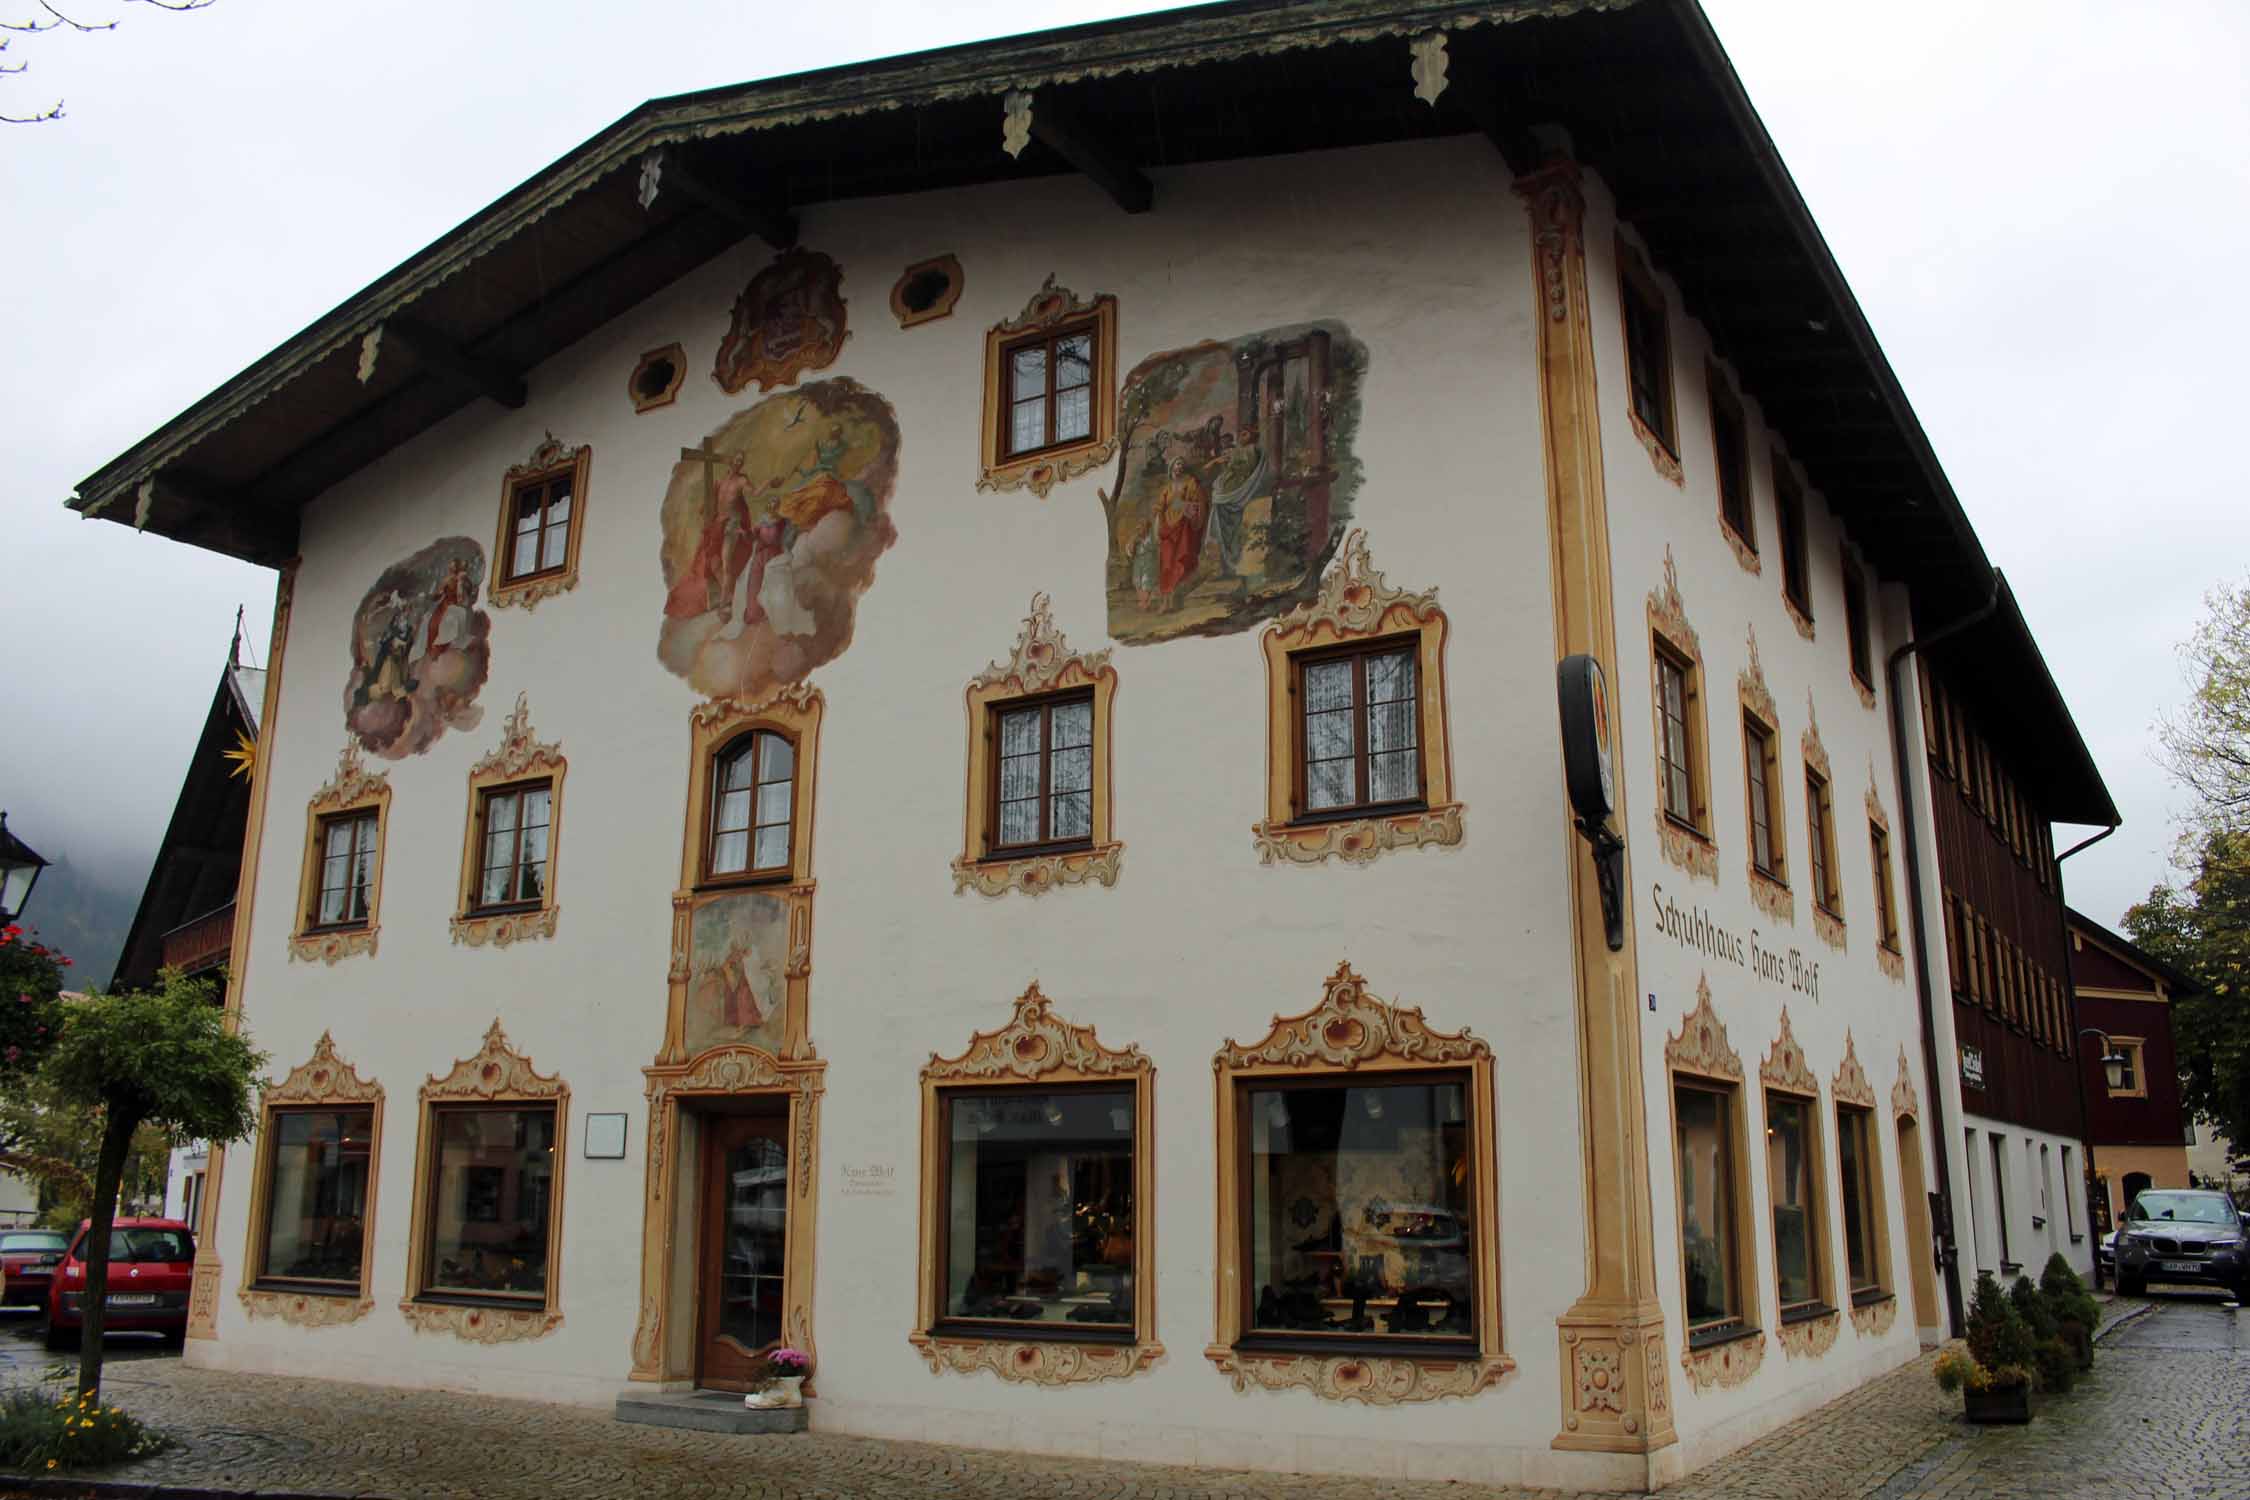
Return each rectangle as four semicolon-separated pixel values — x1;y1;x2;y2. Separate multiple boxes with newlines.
707;730;795;881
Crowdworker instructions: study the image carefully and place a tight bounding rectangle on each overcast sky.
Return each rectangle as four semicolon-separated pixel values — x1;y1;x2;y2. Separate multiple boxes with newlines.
2;0;2244;929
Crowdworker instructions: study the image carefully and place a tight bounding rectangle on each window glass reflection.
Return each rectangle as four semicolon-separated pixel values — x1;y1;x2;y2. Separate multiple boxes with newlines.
944;1090;1134;1330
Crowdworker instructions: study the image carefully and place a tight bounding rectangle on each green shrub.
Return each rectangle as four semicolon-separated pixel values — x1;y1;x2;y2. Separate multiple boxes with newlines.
2032;1336;2079;1393
2039;1253;2099;1349
1933;1348;1972;1393
2011;1275;2058;1341
1966;1271;2037;1377
0;1385;169;1471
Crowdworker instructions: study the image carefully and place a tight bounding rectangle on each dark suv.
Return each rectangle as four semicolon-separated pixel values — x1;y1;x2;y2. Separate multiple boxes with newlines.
2113;1189;2249;1300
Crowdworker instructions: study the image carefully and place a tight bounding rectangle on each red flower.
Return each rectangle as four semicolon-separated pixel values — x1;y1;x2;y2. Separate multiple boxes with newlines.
58;957;71;966
3;1047;17;1064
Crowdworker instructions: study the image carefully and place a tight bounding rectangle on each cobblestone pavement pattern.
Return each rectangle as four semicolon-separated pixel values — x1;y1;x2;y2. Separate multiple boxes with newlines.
0;1294;2241;1498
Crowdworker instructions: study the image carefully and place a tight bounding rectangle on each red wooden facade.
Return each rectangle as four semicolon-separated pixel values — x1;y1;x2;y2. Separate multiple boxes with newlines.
2068;917;2192;1152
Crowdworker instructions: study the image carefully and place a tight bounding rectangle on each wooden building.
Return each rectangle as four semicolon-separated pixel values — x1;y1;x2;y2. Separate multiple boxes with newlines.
2066;909;2197;1222
63;0;2111;1488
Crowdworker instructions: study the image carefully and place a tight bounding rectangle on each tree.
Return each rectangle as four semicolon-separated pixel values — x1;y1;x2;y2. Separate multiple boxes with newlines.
39;969;262;1400
0;1073;171;1225
2;0;212;125
2158;578;2250;833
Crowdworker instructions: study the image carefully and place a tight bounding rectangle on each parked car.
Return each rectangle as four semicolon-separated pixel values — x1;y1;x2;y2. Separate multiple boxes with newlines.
43;1218;195;1350
1;1229;70;1309
2112;1189;2249;1301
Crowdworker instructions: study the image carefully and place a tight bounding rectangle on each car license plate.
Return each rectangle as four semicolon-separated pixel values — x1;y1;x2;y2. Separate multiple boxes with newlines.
2159;1260;2204;1275
105;1293;157;1307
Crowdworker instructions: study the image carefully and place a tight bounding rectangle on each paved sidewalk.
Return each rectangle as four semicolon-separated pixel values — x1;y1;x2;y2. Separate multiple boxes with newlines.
0;1294;2240;1498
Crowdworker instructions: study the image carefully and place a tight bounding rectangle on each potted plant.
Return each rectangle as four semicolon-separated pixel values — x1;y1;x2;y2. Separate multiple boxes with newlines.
742;1348;810;1410
2039;1252;2098;1371
1932;1272;2034;1423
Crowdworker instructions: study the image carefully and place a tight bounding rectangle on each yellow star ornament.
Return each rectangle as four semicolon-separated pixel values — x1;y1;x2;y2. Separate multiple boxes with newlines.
223;729;258;782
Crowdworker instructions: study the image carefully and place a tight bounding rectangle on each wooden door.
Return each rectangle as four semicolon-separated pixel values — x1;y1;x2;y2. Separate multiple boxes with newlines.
697;1113;790;1389
1895;1115;1940;1335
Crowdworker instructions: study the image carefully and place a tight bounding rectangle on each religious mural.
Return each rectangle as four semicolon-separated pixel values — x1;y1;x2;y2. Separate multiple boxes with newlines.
656;379;902;701
713;248;848;395
343;536;492;759
1100;321;1365;645
684;890;789;1056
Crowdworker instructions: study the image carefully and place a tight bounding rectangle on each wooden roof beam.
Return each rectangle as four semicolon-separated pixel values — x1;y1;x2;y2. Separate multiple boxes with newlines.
645;148;799;250
381;319;528;410
1022;91;1153;214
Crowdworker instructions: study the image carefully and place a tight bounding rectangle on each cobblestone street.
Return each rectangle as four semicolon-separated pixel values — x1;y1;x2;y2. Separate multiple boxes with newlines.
0;1294;2242;1498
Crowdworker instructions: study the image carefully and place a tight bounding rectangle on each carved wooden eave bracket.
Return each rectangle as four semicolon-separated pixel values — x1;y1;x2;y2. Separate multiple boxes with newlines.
634;146;798;250
1760;1008;1819;1097
1648;548;1717;883
997;89;1152;213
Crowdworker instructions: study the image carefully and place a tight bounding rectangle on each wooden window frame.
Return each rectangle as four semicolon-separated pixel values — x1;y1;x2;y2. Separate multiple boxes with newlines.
1654;640;1707;836
985;688;1098;858
2108;1037;2146;1098
1707;362;1758;569
1287;634;1428;824
399;1022;568;1342
1616;234;1680;477
977;281;1118;499
451;693;566;948
290;744;390;965
1665;981;1762;1368
1841;548;1875;703
1761;1013;1836;1332
1870;819;1900;954
1834;1101;1891;1304
1206;964;1507;1402
489;436;592;610
1256;534;1458;868
995;321;1101;462
1743;713;1787;886
1773;456;1814;630
307;810;380;933
702;728;801;889
910;984;1159;1384
957;594;1119;897
468;781;554;914
238;1035;384;1327
1804;767;1840;919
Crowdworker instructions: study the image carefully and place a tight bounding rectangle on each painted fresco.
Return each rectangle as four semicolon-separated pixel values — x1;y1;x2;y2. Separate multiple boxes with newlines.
713;247;848;395
343;536;492;759
656;378;901;701
1101;321;1365;644
684;889;789;1057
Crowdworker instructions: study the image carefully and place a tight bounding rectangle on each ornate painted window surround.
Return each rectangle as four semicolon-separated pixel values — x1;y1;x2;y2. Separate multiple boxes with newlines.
1760;1010;1838;1360
1647;548;1717;882
1706;361;1759;574
1840;543;1877;711
909;984;1158;1385
628;345;685;414
488;434;592;611
451;693;566;949
1867;771;1904;981
977;276;1118;500
1738;628;1793;925
955;594;1121;898
1665;978;1766;1393
1614;232;1682;486
1801;694;1844;952
1254;531;1461;869
628;1044;827;1387
1770;452;1816;643
289;742;390;966
399;1022;568;1344
238;1033;384;1329
1205;962;1509;1404
665;686;820;1067
1831;1032;1894;1326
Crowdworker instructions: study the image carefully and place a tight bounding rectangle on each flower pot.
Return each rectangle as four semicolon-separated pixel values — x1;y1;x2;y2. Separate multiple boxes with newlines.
1962;1383;2030;1425
745;1375;804;1410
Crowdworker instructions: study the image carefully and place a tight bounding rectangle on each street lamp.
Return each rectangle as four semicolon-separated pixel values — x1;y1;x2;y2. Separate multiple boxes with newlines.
2076;1025;2129;1288
2078;1028;2127;1093
0;812;49;926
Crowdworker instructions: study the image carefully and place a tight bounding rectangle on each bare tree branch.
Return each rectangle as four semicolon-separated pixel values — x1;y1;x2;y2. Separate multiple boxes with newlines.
2;0;207;123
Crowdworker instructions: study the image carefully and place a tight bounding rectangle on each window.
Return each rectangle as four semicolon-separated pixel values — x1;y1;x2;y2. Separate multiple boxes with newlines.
471;782;552;910
254;1108;374;1289
1656;644;1701;829
1244;1076;1476;1343
1294;638;1423;818
1835;1106;1886;1301
1943;893;1964;993
1774;460;1812;622
182;1173;206;1237
1708;365;1755;556
2108;1038;2145;1097
2060;1145;2079;1236
1989;1133;2013;1269
1617;239;1676;456
1842;556;1873;692
1805;769;1839;915
1766;1090;1827;1315
915;986;1155;1376
707;730;796;881
489;436;591;608
1675;1081;1749;1338
1744;716;1785;882
990;693;1094;852
978;281;1118;498
311;811;378;929
1001;324;1097;458
420;1105;557;1302
1870;821;1900;951
938;1086;1135;1334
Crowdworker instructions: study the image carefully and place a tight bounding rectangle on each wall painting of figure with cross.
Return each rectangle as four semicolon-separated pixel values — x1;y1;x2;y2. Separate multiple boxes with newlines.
656;378;901;701
1100;321;1366;645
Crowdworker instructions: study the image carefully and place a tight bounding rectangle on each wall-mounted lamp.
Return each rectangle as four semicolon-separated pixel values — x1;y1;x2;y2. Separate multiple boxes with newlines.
1556;656;1623;951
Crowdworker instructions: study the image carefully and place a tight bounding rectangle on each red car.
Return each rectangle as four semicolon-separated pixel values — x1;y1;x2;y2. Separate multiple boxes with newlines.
1;1229;70;1307
44;1217;195;1350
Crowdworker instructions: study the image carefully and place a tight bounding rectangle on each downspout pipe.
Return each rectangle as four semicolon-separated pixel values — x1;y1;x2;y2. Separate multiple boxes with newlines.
1885;574;2001;1338
2055;823;2119;1282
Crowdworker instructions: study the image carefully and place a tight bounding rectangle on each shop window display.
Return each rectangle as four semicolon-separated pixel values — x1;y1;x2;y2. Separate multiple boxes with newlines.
423;1105;556;1300
1244;1076;1474;1343
255;1107;373;1287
